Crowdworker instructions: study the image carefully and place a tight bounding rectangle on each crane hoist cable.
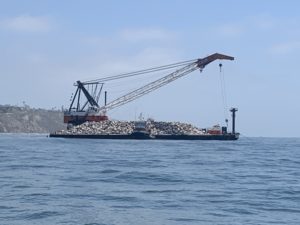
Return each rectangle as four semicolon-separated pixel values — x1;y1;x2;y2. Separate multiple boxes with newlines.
81;59;197;84
219;63;229;123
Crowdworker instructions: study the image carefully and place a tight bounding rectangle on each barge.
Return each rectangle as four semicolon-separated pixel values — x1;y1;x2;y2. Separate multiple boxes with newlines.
49;108;239;141
51;53;239;141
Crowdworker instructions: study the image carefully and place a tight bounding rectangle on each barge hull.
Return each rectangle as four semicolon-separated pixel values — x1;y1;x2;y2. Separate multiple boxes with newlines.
49;133;239;140
155;134;239;140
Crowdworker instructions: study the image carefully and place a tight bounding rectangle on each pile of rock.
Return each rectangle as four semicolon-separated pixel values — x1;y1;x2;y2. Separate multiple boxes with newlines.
147;121;203;135
55;119;204;135
56;120;134;135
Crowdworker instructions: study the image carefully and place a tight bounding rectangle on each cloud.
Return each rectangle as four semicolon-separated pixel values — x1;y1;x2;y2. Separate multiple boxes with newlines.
119;28;174;42
216;14;277;38
0;15;51;32
81;46;181;80
270;41;300;55
253;15;275;30
0;23;183;109
217;24;244;38
81;27;177;54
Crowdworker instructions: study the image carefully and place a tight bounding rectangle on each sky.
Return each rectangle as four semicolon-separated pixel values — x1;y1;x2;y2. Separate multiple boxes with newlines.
0;0;300;137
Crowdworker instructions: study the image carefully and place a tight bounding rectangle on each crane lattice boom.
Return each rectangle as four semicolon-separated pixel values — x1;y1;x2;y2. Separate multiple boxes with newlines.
99;53;234;112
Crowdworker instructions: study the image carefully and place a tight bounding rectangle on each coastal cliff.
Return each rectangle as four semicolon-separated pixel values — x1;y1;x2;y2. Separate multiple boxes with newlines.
0;105;65;133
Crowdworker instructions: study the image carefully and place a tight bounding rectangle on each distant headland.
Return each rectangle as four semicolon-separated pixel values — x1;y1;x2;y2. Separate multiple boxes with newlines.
0;105;65;133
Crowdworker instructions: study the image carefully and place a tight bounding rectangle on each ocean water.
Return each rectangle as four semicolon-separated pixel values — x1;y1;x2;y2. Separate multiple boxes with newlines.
0;134;299;225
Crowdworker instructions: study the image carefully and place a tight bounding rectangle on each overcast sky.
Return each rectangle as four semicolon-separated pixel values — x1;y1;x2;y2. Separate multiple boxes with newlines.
1;0;300;137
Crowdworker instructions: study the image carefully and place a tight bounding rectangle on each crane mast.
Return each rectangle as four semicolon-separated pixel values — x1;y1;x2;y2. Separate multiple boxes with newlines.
99;53;234;113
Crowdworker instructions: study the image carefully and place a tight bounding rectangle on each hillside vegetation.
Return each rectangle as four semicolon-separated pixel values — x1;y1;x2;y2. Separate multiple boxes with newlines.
0;105;65;133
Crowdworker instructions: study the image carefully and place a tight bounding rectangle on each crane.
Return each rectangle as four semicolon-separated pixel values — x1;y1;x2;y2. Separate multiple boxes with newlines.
64;53;234;125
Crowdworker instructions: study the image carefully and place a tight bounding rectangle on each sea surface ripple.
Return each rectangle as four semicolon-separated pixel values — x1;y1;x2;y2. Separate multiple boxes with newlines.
0;134;300;225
